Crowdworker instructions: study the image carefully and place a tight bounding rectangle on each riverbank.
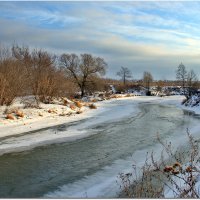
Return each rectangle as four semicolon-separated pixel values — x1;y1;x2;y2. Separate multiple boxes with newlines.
0;96;132;137
0;95;185;139
0;95;199;198
0;95;190;157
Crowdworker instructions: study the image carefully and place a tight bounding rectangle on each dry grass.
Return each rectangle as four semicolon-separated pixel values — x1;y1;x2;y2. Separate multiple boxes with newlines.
119;132;200;198
70;104;76;110
15;110;24;118
47;109;57;114
110;95;118;99
83;102;90;107
125;93;132;97
6;114;15;120
63;99;69;106
91;99;98;102
38;112;43;117
74;101;82;108
4;107;19;115
89;103;97;109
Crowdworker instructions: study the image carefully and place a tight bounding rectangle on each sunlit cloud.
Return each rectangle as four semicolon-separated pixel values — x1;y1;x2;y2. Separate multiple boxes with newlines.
1;1;200;80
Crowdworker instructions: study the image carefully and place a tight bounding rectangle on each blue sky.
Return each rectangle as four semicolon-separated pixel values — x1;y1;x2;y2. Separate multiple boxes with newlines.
1;1;200;80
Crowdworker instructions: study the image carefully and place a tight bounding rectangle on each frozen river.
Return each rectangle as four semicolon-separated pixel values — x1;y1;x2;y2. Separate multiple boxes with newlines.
0;101;199;197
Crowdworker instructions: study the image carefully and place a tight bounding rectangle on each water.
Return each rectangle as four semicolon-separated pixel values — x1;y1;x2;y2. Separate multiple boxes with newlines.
0;103;198;197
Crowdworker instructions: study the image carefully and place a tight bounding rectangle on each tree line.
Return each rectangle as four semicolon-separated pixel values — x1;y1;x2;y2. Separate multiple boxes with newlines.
0;45;108;106
0;44;199;107
117;63;199;97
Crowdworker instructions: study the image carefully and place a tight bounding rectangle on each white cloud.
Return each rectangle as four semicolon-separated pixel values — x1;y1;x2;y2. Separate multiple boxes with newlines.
1;1;200;80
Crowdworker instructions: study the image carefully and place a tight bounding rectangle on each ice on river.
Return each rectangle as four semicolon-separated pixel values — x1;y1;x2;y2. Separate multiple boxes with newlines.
1;96;200;198
0;98;140;155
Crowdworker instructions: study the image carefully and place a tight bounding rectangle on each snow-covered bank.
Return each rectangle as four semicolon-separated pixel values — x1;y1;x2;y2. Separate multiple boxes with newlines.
0;96;128;138
0;95;184;138
180;94;200;114
0;97;141;155
0;96;183;135
0;95;196;156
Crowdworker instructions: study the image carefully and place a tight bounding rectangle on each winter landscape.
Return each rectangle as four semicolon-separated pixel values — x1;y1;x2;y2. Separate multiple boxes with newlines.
1;1;200;198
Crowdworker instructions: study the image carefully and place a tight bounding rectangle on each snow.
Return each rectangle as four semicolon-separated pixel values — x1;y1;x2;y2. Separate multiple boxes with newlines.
0;95;194;156
110;85;116;93
44;95;200;198
0;97;128;134
1;94;200;197
180;94;200;114
44;118;199;198
0;96;141;155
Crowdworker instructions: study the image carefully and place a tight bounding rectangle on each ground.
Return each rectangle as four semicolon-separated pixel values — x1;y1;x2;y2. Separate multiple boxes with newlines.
0;95;185;139
0;95;186;155
0;94;200;198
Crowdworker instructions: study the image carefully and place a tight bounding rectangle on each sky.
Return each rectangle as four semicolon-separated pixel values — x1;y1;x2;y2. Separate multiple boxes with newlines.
1;1;200;80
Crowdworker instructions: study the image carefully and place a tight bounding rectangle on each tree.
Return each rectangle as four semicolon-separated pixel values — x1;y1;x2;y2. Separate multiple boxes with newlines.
176;63;187;94
12;46;64;104
0;45;27;106
187;70;198;96
143;71;153;94
60;53;107;97
116;66;132;85
0;58;26;106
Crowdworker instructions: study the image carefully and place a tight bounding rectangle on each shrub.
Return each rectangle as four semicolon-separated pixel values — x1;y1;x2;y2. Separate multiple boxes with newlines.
119;132;200;198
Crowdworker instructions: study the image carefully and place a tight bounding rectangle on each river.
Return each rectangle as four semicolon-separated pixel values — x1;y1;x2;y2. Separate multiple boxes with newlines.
0;102;199;198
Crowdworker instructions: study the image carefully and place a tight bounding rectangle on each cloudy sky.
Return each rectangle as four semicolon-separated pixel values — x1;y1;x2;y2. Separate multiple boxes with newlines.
1;1;200;80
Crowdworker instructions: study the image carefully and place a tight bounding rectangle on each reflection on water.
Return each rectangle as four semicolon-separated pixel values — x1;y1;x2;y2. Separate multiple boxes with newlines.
0;103;198;197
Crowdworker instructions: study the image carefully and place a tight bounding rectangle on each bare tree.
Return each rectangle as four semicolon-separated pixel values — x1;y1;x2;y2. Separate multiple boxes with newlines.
60;53;107;97
143;71;153;94
0;45;27;106
176;63;187;94
187;70;198;96
12;46;65;104
117;66;132;85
